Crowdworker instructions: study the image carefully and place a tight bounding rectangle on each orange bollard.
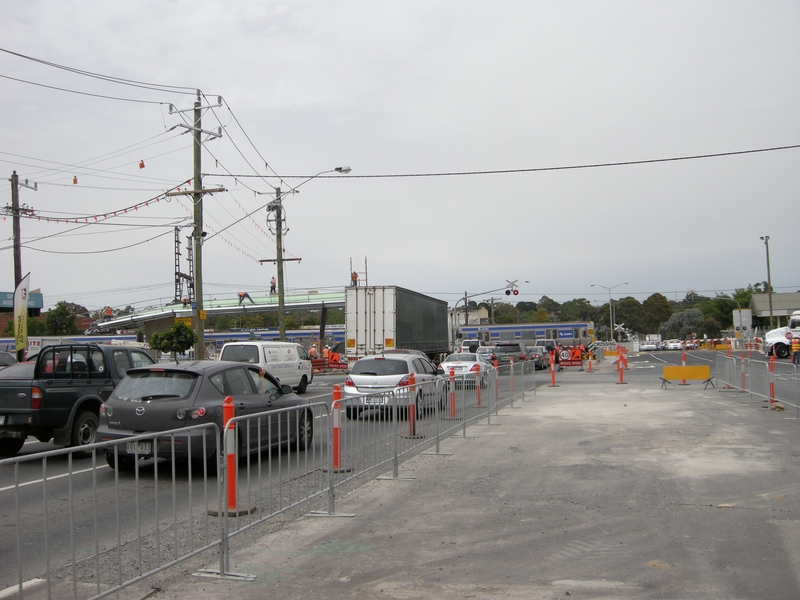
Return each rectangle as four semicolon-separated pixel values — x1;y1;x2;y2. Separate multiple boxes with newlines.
681;349;687;385
617;361;626;384
509;357;515;393
449;367;457;418
476;369;482;407
407;373;417;437
494;360;499;397
587;353;593;373
223;396;237;510
549;351;558;387
332;385;342;470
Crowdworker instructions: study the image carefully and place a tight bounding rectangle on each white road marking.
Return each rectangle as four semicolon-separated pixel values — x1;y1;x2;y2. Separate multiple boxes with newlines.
0;465;109;493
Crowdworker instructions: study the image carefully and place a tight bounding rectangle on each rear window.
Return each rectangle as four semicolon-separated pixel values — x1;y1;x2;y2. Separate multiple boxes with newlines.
0;362;35;379
114;370;198;401
495;344;522;354
220;345;259;364
446;354;477;362
351;358;409;376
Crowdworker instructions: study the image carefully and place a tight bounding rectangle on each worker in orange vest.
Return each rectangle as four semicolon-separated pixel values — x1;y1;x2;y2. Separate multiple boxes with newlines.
323;346;330;360
309;345;317;359
792;335;800;365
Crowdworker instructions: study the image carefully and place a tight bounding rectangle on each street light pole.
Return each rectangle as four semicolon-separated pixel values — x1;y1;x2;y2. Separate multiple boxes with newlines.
268;167;351;341
760;236;774;330
591;283;628;342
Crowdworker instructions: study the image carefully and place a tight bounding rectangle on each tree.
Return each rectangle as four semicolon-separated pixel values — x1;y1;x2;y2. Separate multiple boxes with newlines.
44;302;80;335
530;308;551;323
659;309;704;340
515;301;537;313
559;298;596;322
493;303;517;324
701;317;722;338
149;321;198;361
614;297;647;335
537;296;561;316
642;293;673;333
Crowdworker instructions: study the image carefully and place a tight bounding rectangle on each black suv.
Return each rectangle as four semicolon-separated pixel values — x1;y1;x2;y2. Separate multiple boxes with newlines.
493;342;528;365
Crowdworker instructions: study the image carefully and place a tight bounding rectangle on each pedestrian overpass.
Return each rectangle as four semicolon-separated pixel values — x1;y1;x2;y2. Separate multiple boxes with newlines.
99;290;346;340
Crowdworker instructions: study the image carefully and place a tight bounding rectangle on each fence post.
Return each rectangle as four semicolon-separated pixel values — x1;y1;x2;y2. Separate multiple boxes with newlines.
769;355;775;405
740;354;747;394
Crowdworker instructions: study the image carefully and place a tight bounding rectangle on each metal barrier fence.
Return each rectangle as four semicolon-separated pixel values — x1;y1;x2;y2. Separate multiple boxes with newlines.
714;353;800;418
0;424;222;600
0;364;536;598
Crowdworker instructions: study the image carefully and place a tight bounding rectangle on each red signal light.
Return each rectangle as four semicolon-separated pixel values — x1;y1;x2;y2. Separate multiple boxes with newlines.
513;289;519;295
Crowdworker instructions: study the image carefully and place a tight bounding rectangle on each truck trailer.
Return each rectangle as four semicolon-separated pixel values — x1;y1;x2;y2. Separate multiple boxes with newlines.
345;286;449;361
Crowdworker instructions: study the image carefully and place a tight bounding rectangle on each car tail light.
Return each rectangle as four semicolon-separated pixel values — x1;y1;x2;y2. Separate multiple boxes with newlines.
396;375;411;387
31;387;43;410
344;376;355;387
469;364;480;373
519;353;525;361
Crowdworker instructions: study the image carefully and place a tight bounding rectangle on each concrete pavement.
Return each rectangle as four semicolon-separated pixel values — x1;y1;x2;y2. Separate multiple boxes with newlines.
14;361;800;599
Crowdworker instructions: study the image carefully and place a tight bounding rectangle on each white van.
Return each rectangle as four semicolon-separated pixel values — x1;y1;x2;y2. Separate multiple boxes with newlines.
218;341;313;394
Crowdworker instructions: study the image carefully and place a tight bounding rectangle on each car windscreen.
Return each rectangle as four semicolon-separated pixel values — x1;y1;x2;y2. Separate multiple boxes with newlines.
114;370;198;401
351;359;409;376
220;345;259;363
0;362;35;378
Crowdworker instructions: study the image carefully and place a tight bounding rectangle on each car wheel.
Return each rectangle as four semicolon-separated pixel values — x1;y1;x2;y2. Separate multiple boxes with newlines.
345;405;360;420
105;451;136;471
296;375;308;394
71;411;99;457
0;437;25;457
776;344;790;359
293;409;313;451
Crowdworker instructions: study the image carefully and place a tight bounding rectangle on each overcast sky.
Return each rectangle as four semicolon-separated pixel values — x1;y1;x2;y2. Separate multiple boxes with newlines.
1;1;798;315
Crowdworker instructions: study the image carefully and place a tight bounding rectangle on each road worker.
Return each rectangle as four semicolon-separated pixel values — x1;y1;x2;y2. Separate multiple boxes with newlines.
238;291;254;305
792;334;800;365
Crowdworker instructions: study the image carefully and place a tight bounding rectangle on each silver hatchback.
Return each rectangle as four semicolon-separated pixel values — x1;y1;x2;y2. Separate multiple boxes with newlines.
343;354;446;419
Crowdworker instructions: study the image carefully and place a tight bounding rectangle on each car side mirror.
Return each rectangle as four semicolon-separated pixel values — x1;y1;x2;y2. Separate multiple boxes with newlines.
281;384;293;395
437;367;444;375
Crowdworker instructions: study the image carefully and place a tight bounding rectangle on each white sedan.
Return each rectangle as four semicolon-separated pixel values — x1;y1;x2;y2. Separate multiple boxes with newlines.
438;353;489;388
666;340;684;350
639;342;658;352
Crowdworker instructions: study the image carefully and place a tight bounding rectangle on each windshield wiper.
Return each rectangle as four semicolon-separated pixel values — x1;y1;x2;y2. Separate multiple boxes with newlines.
140;394;181;400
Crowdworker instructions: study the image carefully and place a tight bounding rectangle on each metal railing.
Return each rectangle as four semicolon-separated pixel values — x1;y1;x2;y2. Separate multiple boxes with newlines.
0;364;536;598
715;352;800;417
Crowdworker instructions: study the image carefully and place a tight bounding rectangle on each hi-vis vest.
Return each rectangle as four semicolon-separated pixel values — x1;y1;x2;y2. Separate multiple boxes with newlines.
792;336;800;354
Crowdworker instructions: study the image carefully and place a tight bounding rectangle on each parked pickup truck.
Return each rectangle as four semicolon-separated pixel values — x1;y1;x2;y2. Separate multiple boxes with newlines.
0;344;155;457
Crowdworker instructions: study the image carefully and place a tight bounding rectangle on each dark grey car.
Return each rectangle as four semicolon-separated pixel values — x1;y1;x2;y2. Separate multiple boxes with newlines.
97;360;313;470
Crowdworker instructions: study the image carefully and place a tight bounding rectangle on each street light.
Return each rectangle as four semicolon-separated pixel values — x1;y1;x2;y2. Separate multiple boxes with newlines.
591;283;628;342
759;236;774;330
267;167;352;341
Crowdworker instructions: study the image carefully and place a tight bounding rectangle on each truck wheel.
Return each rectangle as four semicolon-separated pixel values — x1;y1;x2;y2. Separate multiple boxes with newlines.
296;375;308;394
71;411;99;457
775;344;790;359
0;438;25;457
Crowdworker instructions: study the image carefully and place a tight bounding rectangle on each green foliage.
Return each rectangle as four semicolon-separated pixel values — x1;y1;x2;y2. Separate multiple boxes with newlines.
149;321;198;359
702;317;722;338
530;308;551;323
642;293;673;333
659;309;704;340
614;297;647;334
44;302;79;335
515;301;537;313
537;296;561;315
559;298;596;322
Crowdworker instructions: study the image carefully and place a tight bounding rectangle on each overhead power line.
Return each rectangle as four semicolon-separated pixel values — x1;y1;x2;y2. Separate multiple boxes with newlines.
209;143;800;180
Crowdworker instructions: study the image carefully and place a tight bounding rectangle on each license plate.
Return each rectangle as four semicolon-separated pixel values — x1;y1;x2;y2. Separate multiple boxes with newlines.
126;441;151;455
363;396;386;405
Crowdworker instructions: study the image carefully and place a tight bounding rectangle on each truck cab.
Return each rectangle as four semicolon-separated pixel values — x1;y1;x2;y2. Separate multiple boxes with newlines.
763;311;800;358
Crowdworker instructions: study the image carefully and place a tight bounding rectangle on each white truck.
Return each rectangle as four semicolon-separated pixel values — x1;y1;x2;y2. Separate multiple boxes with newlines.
762;311;800;358
344;286;449;362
